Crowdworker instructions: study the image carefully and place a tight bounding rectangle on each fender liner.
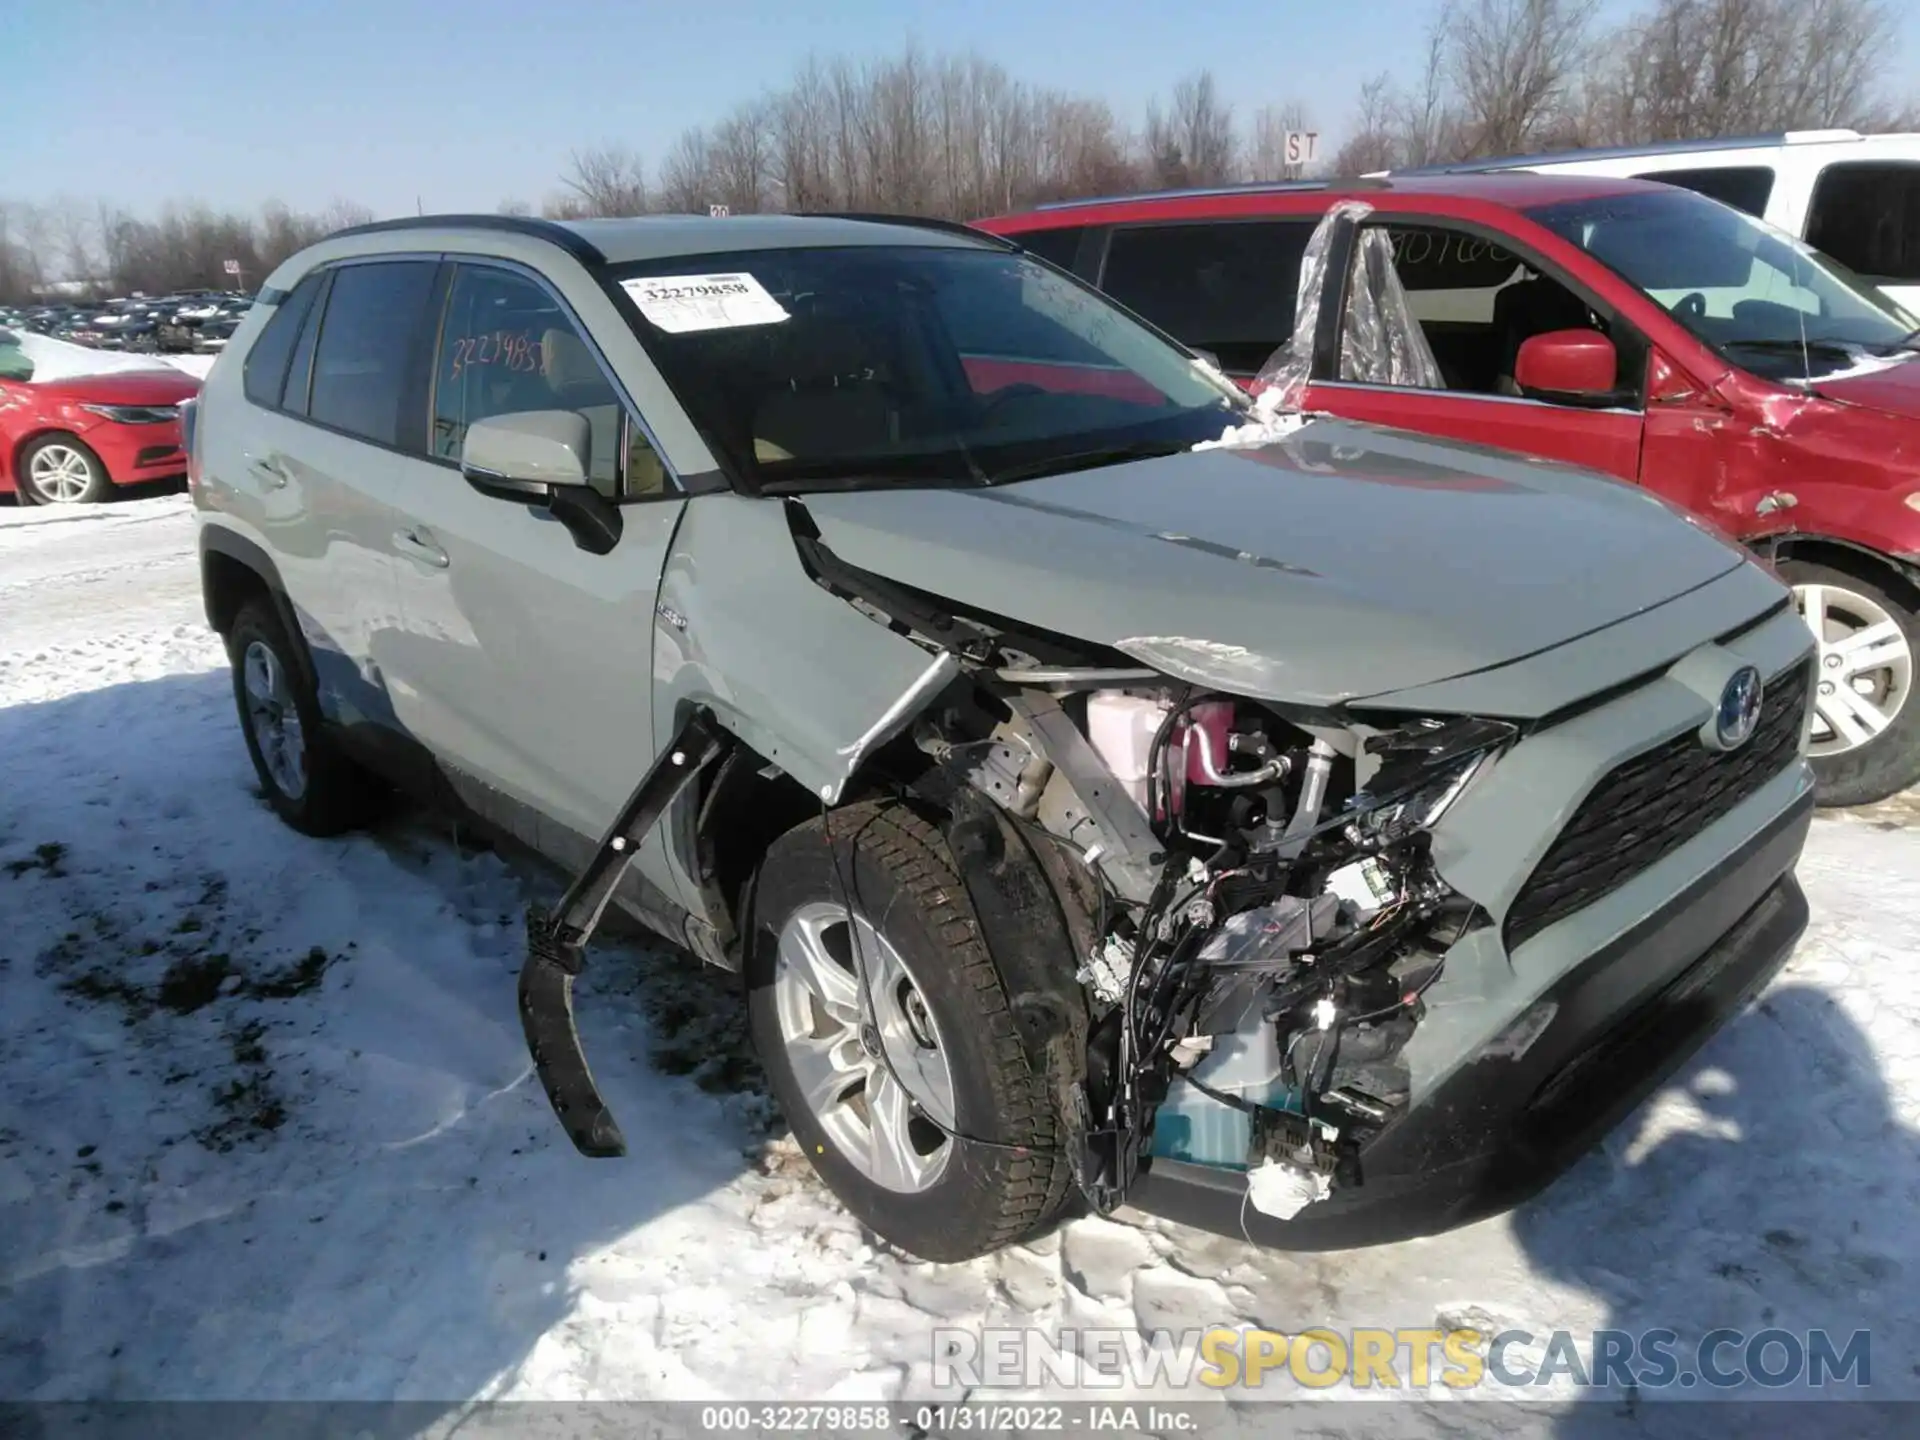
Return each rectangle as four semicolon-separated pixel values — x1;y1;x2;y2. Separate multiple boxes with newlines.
1759;530;1920;592
198;525;317;692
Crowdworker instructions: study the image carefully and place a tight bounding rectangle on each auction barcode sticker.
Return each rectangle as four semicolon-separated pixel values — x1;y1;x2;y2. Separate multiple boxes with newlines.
620;273;790;334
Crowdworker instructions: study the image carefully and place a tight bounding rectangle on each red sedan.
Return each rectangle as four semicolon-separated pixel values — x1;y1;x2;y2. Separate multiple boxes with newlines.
1;335;200;505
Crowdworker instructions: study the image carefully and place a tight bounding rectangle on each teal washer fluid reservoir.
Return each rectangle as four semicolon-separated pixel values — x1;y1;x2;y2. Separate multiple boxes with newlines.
1149;1075;1303;1170
1147;1012;1304;1170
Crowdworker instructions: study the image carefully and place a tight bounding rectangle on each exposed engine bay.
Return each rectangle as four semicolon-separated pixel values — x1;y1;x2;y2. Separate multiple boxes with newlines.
912;669;1514;1218
780;509;1523;1218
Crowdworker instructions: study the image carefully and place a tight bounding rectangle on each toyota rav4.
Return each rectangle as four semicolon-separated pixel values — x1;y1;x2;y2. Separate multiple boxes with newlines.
189;212;1816;1260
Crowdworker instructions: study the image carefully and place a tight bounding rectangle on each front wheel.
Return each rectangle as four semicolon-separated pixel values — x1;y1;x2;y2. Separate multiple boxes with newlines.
19;434;110;505
746;802;1071;1261
1782;560;1919;808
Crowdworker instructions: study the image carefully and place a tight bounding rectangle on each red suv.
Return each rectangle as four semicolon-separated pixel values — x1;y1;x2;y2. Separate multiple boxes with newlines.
0;329;200;506
978;174;1920;807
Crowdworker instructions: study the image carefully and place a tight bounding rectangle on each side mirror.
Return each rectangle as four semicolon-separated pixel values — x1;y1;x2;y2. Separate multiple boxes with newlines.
460;410;622;556
460;410;594;498
1513;330;1623;406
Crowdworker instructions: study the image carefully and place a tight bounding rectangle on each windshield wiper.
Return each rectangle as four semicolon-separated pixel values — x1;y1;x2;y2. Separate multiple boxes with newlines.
755;471;987;496
1722;337;1859;357
986;439;1197;486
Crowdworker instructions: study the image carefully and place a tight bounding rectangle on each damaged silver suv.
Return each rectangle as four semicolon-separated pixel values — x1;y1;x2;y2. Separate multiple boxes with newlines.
189;212;1817;1260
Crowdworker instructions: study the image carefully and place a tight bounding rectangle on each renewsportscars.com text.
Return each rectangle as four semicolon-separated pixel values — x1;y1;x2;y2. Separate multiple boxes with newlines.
933;1325;1872;1391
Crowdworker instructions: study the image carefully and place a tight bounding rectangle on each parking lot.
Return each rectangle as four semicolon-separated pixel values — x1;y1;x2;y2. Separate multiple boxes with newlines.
2;489;1916;1416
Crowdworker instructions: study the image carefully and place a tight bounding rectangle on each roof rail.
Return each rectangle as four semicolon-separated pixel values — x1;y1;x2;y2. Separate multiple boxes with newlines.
1030;177;1345;212
325;213;608;265
1389;130;1866;176
794;211;1015;248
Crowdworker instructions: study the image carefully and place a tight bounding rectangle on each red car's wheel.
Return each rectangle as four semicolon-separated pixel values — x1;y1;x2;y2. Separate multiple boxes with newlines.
18;433;111;505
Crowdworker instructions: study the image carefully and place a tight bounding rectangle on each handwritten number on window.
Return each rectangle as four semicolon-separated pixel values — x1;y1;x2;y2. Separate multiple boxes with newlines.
448;329;547;378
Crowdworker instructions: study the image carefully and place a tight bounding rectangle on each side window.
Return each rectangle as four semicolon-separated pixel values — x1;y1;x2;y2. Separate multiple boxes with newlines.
280;274;328;416
1807;162;1920;284
1633;166;1776;218
1346;222;1620;399
242;273;322;409
1013;226;1085;272
308;261;438;447
431;265;651;499
1099;220;1317;375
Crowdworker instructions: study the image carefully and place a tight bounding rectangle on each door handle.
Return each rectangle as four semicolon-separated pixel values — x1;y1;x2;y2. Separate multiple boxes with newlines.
246;455;289;489
392;527;450;569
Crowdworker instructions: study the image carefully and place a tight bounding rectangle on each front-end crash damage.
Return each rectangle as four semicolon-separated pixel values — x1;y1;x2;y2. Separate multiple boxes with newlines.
525;439;1808;1246
747;506;1533;1226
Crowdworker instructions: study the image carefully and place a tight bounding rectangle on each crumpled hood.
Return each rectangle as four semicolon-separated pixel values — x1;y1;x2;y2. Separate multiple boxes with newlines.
802;418;1751;708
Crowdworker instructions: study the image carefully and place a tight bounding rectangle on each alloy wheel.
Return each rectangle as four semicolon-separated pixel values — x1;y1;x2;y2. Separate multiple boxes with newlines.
26;443;96;503
771;900;957;1193
242;640;308;800
1795;582;1914;757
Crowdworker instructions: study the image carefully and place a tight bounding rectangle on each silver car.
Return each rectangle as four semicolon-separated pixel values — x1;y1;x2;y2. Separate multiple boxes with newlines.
188;213;1816;1260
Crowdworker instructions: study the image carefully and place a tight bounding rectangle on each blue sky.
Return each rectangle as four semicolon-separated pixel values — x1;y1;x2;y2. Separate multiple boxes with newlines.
7;0;1918;219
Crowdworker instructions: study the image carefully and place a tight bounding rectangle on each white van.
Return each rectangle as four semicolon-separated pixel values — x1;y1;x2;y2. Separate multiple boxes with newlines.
1390;130;1920;314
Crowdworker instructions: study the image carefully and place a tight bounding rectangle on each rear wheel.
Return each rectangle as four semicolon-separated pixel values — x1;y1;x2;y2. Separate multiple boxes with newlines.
19;434;110;505
746;802;1071;1261
1782;559;1919;808
226;599;387;835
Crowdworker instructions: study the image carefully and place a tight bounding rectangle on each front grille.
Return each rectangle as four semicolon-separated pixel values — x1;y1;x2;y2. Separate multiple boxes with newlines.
1504;659;1809;950
135;445;183;467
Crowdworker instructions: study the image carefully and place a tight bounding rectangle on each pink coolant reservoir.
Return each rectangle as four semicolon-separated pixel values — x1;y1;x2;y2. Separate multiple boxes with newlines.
1168;700;1235;818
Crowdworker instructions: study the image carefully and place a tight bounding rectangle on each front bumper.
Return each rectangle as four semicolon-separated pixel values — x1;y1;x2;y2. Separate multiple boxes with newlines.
86;421;187;484
1125;785;1813;1250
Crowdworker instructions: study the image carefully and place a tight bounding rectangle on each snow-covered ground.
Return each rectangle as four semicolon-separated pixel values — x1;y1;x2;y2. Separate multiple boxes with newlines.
1;492;1916;1428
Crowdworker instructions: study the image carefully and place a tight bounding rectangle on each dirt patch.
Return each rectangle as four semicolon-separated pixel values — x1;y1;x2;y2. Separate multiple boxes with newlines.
247;946;332;999
157;953;233;1014
5;841;69;879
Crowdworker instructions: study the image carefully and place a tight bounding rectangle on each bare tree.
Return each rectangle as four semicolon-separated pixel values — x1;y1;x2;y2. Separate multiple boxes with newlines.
1395;18;1465;165
710;103;774;213
1443;0;1600;156
656;129;716;213
1145;71;1236;188
637;43;1140;221
497;198;533;216
560;145;651;218
1331;74;1402;174
1596;0;1898;142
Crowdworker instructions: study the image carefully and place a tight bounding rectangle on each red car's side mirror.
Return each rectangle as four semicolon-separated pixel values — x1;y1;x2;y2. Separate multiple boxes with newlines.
1514;329;1620;402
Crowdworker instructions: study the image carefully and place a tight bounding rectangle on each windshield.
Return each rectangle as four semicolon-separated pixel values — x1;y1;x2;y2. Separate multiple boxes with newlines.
1527;189;1920;383
609;244;1246;492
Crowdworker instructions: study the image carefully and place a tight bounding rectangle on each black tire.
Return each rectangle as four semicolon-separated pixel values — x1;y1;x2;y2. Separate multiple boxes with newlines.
1779;559;1920;808
746;801;1072;1261
17;434;110;505
226;599;387;836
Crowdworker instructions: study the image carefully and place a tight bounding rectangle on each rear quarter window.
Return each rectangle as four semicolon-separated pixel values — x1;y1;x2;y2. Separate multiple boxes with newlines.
1098;219;1317;374
241;274;322;409
1631;165;1776;218
1008;225;1085;271
1807;162;1920;284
